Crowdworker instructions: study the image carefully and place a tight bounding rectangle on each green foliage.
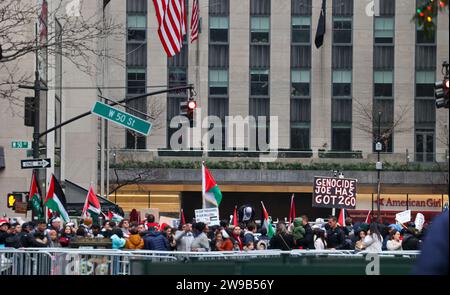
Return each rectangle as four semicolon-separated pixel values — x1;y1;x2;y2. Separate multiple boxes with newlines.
110;159;448;172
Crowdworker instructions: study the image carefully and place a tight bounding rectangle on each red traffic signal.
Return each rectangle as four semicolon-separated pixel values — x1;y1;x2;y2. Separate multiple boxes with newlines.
188;100;197;110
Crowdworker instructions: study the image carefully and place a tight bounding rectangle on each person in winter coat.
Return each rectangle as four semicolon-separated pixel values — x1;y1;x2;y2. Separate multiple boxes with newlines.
213;230;234;251
292;217;306;248
269;223;294;251
326;216;346;250
243;222;258;246
355;230;367;251
125;228;144;250
163;226;177;251
144;229;170;251
402;224;421;250
110;228;126;249
191;222;211;252
313;227;327;250
363;223;383;252
174;223;195;252
297;215;314;249
30;221;50;248
59;226;75;247
0;221;12;248
229;225;243;251
48;230;61;247
386;230;402;251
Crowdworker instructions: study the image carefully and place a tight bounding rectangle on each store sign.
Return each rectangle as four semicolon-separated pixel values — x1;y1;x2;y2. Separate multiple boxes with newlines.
312;176;357;209
355;194;447;212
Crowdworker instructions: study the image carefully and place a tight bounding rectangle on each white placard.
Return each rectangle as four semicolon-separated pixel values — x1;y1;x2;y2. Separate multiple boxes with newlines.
195;208;220;226
395;210;411;224
414;213;425;231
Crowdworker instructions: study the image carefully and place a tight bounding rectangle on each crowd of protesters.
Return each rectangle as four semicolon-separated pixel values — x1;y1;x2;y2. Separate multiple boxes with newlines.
0;213;427;252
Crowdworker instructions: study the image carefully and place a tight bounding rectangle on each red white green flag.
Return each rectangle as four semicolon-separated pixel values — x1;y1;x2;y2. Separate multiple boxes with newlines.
44;175;70;222
202;162;222;208
261;201;275;238
82;185;101;218
28;171;44;220
107;211;123;223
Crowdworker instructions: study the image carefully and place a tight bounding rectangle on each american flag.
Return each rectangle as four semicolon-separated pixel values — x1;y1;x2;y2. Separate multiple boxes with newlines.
190;0;199;43
152;0;187;57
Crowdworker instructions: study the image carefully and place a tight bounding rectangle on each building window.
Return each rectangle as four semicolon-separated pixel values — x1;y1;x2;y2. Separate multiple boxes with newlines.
333;17;352;44
374;71;393;97
291;69;310;97
374;17;394;44
291;126;310;150
332;127;351;151
416;23;436;44
415;130;434;162
127;68;146;94
209;70;228;96
127;14;146;42
332;70;352;97
292;16;311;44
250;69;269;96
415;71;435;97
168;68;187;89
251;16;270;44
210;16;229;43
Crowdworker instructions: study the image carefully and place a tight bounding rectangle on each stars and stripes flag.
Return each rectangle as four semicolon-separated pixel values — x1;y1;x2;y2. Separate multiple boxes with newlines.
152;0;187;57
190;0;199;43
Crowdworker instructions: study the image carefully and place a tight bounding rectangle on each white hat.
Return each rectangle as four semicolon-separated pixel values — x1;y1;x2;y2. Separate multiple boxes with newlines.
315;218;325;224
52;217;61;223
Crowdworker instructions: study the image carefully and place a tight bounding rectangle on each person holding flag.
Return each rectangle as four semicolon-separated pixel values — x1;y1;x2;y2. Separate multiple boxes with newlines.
28;171;44;220
44;175;70;223
81;185;101;225
202;162;223;208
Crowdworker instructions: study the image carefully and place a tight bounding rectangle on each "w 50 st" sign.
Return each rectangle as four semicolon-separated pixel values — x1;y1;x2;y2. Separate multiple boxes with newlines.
312;176;357;209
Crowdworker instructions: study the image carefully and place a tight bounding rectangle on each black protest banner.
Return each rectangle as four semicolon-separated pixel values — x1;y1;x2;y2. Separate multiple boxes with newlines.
312;176;357;209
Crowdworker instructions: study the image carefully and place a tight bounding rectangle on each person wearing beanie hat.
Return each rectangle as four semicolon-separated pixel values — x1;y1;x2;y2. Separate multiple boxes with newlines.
292;217;306;248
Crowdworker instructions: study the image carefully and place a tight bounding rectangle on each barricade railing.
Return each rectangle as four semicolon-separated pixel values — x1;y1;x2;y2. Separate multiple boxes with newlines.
0;248;421;275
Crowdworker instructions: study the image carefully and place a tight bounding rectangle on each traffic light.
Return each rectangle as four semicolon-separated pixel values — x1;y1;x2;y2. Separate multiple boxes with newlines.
7;193;22;209
24;96;35;127
180;98;197;122
435;78;449;109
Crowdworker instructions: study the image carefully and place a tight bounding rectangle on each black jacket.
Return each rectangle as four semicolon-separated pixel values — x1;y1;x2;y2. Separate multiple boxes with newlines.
269;233;295;250
326;226;346;249
298;224;315;249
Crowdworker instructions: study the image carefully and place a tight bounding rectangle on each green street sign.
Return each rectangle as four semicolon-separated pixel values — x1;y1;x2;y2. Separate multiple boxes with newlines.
91;101;152;136
11;141;32;149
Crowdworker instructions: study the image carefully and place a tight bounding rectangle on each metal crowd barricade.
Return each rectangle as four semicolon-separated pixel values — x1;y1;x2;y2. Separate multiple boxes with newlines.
0;249;53;275
0;248;421;275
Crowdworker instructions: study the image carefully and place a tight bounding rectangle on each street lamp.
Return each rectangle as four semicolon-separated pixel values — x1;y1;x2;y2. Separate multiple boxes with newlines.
375;111;382;223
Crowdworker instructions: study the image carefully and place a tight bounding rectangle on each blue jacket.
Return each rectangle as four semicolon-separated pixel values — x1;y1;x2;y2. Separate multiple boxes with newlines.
110;234;126;249
413;210;449;275
144;231;170;251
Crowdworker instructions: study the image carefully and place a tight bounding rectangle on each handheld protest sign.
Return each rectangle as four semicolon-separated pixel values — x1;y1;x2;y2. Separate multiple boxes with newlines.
312;176;357;209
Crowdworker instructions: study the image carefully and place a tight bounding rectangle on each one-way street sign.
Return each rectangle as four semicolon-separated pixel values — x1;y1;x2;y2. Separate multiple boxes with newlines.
21;158;52;169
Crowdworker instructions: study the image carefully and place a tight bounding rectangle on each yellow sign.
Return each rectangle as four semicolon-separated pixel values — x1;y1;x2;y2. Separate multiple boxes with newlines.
8;194;16;208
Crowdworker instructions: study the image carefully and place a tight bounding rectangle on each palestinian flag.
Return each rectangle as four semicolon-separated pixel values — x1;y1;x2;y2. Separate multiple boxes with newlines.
28;171;44;220
202;162;222;208
82;185;101;217
44;175;70;222
107;211;123;223
261;201;275;238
